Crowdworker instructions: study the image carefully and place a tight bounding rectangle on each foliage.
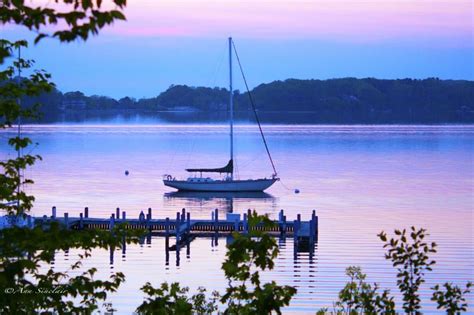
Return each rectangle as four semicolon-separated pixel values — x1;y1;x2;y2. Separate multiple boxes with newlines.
0;1;150;314
319;227;472;314
318;266;395;315
431;282;472;314
378;227;437;314
221;211;297;314
0;222;143;313
136;282;219;315
0;0;127;43
0;40;53;215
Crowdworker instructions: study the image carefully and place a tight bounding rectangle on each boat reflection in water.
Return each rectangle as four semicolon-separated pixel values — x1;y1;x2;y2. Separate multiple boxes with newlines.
163;191;277;214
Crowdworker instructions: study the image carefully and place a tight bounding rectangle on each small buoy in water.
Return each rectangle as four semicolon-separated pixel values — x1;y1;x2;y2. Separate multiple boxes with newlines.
294;189;300;194
125;170;129;176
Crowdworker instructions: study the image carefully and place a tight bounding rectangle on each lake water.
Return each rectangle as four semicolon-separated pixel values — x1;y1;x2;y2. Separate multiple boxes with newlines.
1;125;473;313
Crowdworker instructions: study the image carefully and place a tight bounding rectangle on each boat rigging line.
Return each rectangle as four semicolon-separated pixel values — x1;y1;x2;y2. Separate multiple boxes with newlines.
16;46;22;212
231;39;278;178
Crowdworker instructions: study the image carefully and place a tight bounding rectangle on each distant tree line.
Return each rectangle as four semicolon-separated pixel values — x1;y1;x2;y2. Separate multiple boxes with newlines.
20;78;474;123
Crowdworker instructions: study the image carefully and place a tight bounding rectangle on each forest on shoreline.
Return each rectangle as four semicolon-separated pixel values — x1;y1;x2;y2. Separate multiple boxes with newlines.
20;78;474;124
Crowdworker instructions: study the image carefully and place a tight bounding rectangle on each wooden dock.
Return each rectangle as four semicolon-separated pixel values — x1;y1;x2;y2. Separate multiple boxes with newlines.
38;207;317;237
32;206;319;264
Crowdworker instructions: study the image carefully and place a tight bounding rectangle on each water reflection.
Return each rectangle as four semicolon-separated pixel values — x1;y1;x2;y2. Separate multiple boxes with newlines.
163;191;277;213
110;234;318;269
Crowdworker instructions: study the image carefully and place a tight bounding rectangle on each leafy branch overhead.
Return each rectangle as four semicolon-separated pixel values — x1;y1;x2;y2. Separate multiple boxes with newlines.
0;40;53;214
0;0;127;43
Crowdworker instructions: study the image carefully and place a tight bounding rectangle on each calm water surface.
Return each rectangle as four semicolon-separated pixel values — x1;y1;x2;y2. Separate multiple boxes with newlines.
1;125;473;313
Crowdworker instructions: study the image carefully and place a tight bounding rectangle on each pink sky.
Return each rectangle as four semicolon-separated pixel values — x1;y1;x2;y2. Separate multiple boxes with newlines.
13;0;472;45
102;0;472;44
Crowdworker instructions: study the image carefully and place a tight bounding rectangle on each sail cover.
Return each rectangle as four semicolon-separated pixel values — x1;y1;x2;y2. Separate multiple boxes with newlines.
186;159;233;173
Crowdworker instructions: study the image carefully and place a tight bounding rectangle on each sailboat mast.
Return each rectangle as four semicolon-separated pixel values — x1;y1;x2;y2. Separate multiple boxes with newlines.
228;37;234;180
16;46;22;212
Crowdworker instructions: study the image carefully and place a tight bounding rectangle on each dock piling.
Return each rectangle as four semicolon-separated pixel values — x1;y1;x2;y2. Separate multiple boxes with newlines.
314;210;319;241
110;214;115;231
247;209;251;231
122;211;126;221
148;207;152;220
165;217;170;263
175;212;180;240
243;213;248;234
52;206;56;219
165;217;170;243
79;213;84;229
64;212;69;229
84;207;89;218
186;212;191;232
116;208;120;220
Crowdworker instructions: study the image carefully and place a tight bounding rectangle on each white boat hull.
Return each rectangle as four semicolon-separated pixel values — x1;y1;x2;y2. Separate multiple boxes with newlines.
163;178;277;192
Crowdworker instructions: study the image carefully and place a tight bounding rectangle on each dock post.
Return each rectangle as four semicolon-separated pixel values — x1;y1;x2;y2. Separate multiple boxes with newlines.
64;212;69;230
79;213;84;229
176;212;181;263
297;213;301;237
109;246;114;265
146;230;151;244
165;217;170;245
278;209;284;232
122;234;126;256
165;217;170;264
116;208;120;220
244;213;249;234
122;211;126;221
186;212;191;233
214;209;218;232
52;206;56;219
146;211;151;231
84;207;89;218
110;214;115;231
186;238;191;258
293;219;298;242
247;209;251;232
283;215;287;233
176;212;181;240
314;210;319;242
293;219;299;259
181;208;186;222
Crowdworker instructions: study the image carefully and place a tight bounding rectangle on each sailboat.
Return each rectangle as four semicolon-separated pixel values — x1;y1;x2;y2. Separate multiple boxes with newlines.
163;37;279;192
